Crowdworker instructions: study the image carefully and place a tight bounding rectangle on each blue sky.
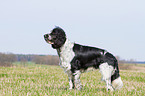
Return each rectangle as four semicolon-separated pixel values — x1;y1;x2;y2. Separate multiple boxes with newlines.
0;0;145;61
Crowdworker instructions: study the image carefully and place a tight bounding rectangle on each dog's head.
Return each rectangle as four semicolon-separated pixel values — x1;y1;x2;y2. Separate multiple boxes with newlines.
44;27;66;49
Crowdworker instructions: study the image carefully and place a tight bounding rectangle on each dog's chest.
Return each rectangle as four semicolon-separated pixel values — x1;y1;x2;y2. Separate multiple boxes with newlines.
58;41;75;71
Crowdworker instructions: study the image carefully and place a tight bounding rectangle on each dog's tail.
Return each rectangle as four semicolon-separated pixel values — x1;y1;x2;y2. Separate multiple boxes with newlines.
111;65;123;90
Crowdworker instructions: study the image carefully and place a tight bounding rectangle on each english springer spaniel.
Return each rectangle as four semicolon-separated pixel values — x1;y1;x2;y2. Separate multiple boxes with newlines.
44;27;123;91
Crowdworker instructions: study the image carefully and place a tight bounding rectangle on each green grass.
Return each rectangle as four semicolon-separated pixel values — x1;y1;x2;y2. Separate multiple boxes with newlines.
0;63;145;96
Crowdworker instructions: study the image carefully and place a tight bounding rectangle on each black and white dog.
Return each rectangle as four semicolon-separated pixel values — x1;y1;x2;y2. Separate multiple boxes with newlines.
44;27;123;91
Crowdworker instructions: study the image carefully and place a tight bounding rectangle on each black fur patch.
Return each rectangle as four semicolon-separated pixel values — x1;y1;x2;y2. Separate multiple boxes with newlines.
71;44;105;72
71;43;120;81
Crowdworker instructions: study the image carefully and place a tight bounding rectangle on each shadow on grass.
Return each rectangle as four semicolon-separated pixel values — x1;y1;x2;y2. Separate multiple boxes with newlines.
45;85;107;92
45;86;68;90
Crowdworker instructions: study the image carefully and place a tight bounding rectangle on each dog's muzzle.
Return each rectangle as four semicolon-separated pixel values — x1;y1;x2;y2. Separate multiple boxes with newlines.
44;34;54;44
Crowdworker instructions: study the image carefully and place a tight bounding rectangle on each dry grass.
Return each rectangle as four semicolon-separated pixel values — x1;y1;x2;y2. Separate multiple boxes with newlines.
0;63;145;96
119;63;145;71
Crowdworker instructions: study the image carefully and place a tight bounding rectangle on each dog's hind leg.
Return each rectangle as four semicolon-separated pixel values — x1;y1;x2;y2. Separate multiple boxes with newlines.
105;78;114;91
99;63;114;91
73;70;82;90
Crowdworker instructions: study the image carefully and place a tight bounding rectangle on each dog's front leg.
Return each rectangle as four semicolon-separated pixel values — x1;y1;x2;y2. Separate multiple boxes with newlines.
67;71;75;90
73;70;82;90
68;75;75;89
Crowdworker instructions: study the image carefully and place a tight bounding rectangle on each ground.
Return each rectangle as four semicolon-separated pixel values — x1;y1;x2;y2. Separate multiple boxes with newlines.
0;63;145;96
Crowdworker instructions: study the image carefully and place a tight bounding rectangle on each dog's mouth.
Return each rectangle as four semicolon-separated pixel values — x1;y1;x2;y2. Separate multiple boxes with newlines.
44;34;54;44
47;40;54;44
45;38;54;44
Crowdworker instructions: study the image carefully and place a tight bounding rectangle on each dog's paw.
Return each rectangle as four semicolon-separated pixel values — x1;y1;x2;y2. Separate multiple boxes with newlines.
69;86;75;90
69;88;73;90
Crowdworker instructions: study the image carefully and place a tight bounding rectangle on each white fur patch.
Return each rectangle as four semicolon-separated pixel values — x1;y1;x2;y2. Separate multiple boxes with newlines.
99;63;114;80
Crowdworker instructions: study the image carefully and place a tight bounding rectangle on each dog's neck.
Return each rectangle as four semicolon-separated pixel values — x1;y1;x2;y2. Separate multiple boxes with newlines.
57;39;74;57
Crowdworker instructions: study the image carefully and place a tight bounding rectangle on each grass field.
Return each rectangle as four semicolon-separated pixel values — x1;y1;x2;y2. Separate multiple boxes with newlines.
0;63;145;96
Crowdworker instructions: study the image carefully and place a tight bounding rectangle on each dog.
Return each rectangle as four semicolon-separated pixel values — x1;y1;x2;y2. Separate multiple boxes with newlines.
44;27;123;91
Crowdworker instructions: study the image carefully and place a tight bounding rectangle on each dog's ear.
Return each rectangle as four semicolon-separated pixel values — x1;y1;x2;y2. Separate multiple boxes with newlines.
51;28;66;49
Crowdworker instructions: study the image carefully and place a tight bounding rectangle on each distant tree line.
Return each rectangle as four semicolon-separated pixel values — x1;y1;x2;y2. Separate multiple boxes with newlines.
0;52;59;67
0;53;17;67
16;54;59;65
